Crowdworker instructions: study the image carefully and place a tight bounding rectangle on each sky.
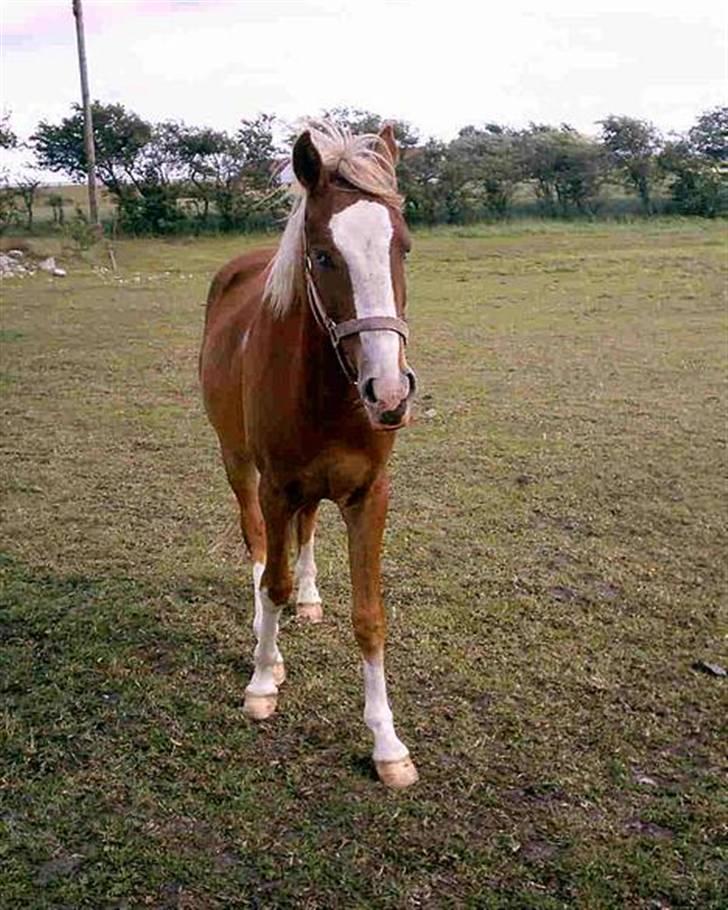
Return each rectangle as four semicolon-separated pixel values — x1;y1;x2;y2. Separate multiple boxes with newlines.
0;0;726;178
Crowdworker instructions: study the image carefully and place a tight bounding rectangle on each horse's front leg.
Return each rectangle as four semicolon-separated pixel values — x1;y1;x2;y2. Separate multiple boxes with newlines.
341;475;418;789
243;481;294;720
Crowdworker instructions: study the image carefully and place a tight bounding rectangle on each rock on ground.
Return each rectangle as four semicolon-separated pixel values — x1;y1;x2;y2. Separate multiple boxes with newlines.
0;250;68;279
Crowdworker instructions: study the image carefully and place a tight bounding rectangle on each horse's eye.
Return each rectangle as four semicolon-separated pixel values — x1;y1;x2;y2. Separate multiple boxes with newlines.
314;250;334;269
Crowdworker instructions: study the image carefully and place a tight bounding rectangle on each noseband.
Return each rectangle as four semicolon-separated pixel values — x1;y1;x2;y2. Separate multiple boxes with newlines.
304;251;409;384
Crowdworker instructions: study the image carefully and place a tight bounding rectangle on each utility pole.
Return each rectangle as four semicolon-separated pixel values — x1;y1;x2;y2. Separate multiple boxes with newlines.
72;0;100;227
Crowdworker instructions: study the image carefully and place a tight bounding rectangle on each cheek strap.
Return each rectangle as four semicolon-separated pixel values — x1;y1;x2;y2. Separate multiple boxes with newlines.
304;253;409;384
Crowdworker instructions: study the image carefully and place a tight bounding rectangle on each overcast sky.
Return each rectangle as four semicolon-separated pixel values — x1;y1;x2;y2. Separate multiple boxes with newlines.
1;0;725;177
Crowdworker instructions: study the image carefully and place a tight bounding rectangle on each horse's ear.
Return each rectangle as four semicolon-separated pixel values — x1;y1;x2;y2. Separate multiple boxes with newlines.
378;123;400;167
293;130;326;193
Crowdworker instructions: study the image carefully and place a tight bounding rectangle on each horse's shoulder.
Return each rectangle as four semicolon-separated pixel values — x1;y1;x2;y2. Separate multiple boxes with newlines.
206;246;276;310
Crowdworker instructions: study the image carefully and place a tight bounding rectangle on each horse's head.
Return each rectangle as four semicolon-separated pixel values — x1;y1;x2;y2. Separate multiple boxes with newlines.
292;125;416;431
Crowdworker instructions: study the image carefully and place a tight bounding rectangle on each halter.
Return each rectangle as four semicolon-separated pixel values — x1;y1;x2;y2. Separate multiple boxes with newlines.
304;250;410;384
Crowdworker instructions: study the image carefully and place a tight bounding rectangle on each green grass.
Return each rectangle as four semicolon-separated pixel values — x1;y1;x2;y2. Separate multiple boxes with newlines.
1;221;726;908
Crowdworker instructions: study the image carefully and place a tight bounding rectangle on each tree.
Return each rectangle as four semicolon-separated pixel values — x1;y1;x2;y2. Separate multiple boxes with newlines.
16;177;41;230
659;140;724;216
318;106;419;149
236;114;281;177
448;124;526;218
394;139;456;225
32;103;184;233
0;185;18;234
140;114;283;233
599;115;661;213
116;120;187;233
0;113;17;150
522;125;607;216
207;132;257;231
0;114;19;232
168;124;228;228
173;115;282;232
658;107;728;217
688;106;728;162
33;102;151;195
47;192;68;226
228;114;286;229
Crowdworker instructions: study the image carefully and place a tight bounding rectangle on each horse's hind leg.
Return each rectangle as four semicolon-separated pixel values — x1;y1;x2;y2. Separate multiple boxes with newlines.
221;449;285;689
294;502;323;623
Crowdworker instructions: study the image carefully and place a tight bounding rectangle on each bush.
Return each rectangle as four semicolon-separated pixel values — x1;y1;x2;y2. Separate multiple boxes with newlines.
63;208;99;250
660;141;727;217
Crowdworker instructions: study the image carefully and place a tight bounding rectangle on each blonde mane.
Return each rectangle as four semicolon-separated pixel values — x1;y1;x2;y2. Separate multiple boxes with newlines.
264;121;403;316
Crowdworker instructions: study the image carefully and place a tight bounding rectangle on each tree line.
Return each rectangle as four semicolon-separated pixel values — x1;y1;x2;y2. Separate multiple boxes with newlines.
1;104;725;236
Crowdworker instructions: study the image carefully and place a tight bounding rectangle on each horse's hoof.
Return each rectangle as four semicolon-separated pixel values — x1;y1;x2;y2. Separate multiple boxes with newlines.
296;602;323;623
375;755;419;789
272;661;286;686
243;692;278;720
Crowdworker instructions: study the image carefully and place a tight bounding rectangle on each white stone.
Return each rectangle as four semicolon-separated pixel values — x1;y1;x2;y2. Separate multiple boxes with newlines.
0;253;29;277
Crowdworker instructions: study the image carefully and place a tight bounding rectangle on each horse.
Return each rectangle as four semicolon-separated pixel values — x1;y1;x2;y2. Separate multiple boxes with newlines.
199;122;418;789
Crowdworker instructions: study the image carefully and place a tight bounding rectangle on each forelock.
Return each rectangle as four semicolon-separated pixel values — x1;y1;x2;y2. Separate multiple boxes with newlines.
264;120;402;316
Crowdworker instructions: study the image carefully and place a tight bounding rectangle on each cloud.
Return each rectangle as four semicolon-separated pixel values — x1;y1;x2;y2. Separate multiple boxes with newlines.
0;0;724;164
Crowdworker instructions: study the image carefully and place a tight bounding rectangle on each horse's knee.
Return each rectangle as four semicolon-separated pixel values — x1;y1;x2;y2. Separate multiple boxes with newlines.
353;611;386;658
241;515;265;559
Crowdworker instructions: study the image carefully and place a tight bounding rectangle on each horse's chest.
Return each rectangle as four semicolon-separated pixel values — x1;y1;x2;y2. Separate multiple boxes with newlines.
270;446;381;506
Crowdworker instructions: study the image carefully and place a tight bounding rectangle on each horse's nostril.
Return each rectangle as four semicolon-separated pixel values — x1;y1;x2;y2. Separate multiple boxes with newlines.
406;369;417;397
363;377;377;404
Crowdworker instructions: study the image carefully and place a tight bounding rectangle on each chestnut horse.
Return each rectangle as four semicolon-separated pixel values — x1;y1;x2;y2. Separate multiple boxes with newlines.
200;123;418;788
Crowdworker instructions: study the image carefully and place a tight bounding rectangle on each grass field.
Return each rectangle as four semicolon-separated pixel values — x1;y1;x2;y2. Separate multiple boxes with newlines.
1;221;726;908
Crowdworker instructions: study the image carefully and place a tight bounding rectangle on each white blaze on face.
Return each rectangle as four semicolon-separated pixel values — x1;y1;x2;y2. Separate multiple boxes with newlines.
329;200;405;408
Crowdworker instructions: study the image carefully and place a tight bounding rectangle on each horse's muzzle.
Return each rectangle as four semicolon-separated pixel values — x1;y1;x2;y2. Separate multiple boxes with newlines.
361;367;417;431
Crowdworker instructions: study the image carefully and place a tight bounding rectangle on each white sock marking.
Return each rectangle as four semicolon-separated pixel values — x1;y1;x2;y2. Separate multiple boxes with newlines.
246;588;282;697
252;561;265;638
295;538;321;605
363;656;409;763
